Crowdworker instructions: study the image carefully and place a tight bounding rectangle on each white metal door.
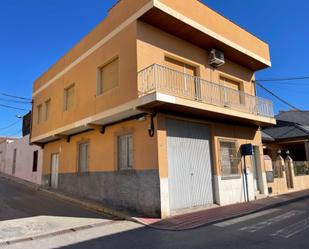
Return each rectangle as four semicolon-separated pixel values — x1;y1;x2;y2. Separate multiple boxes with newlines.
167;119;214;211
51;153;59;189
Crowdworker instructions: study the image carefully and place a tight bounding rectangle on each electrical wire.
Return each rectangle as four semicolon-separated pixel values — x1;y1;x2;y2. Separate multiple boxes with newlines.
0;104;29;111
0;98;32;104
256;76;309;82
0;92;32;101
254;81;301;111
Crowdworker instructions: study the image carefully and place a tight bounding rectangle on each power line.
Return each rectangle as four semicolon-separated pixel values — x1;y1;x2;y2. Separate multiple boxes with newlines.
254;81;301;111
0;104;29;111
0;98;32;104
256;76;309;82
265;82;309;86
0;92;32;101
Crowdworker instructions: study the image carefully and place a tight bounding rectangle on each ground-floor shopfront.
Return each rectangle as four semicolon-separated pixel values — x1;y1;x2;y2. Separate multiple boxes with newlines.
41;113;268;218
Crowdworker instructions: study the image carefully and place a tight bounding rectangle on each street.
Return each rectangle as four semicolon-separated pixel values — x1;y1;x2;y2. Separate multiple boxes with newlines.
1;177;309;249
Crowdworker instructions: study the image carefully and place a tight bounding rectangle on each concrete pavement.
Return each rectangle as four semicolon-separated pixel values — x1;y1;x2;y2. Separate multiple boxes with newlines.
3;197;309;249
0;176;116;245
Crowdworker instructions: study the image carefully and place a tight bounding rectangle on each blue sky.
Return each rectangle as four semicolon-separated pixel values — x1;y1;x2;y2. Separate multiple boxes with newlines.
0;0;308;136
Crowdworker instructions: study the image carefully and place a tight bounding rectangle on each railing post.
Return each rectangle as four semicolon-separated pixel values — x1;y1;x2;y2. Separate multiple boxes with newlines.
285;150;295;189
154;64;157;91
195;77;201;101
275;150;285;178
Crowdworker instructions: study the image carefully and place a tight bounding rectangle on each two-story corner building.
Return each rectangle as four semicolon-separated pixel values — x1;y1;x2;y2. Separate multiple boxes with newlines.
31;0;276;218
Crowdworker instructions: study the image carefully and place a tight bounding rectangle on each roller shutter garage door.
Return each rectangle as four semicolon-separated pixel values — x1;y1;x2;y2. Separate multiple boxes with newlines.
167;119;214;211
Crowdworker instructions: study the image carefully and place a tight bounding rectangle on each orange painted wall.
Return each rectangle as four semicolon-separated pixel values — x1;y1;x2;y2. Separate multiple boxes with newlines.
211;123;263;176
136;21;256;96
158;0;270;61
33;0;150;92
156;113;263;178
42;116;158;174
32;22;138;138
32;0;270;140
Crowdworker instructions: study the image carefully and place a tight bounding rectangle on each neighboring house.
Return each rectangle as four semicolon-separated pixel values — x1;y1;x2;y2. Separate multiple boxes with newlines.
0;113;43;184
263;110;309;174
262;110;309;195
0;137;17;173
31;0;275;218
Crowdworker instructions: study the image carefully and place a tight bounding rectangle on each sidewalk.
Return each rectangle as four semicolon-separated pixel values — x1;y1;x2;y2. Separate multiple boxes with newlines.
134;189;309;231
2;172;309;232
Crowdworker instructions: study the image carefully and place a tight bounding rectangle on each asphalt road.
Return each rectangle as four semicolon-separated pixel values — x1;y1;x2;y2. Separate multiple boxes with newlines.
0;176;109;221
2;176;309;249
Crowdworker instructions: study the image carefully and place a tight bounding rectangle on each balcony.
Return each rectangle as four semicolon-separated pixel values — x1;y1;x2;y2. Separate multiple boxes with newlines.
137;64;275;125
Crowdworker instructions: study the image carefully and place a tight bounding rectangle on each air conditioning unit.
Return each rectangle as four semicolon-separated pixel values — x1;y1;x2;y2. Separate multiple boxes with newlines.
209;49;225;67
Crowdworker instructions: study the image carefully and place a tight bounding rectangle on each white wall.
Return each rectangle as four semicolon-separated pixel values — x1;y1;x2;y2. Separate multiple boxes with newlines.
0;139;15;174
214;173;255;206
4;135;43;184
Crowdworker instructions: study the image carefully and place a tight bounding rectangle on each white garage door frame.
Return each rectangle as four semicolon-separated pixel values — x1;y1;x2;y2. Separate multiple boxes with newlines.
166;118;215;212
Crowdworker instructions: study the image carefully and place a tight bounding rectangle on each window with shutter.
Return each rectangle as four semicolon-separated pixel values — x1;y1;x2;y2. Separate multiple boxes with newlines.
64;85;75;111
45;99;51;121
118;134;133;170
37;105;43;124
219;76;244;105
98;58;119;95
78;142;89;173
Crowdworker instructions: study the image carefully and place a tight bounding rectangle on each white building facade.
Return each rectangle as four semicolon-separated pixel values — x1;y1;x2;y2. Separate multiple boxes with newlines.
0;135;43;185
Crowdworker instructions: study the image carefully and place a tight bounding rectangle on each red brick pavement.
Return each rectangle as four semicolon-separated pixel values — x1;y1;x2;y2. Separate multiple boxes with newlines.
134;189;309;231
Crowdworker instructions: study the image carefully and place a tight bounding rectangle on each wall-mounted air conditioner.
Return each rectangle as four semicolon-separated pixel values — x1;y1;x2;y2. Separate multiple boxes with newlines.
209;49;225;67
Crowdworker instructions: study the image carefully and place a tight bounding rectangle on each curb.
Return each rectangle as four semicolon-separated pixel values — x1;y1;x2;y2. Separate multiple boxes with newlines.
0;220;117;246
133;193;309;231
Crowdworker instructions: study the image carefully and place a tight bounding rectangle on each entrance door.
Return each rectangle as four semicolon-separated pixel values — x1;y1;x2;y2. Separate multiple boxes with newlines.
167;119;214;211
51;153;59;189
252;146;262;193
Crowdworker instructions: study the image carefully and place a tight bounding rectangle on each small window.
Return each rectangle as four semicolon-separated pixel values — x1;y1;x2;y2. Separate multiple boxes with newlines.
64;84;75;111
44;99;51;121
219;141;241;178
98;58;119;95
118;134;133;170
77;142;89;173
37;104;43;124
32;150;38;172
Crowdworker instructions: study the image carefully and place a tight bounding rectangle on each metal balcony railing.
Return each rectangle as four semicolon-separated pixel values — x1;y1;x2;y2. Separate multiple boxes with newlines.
138;64;274;118
294;161;309;176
